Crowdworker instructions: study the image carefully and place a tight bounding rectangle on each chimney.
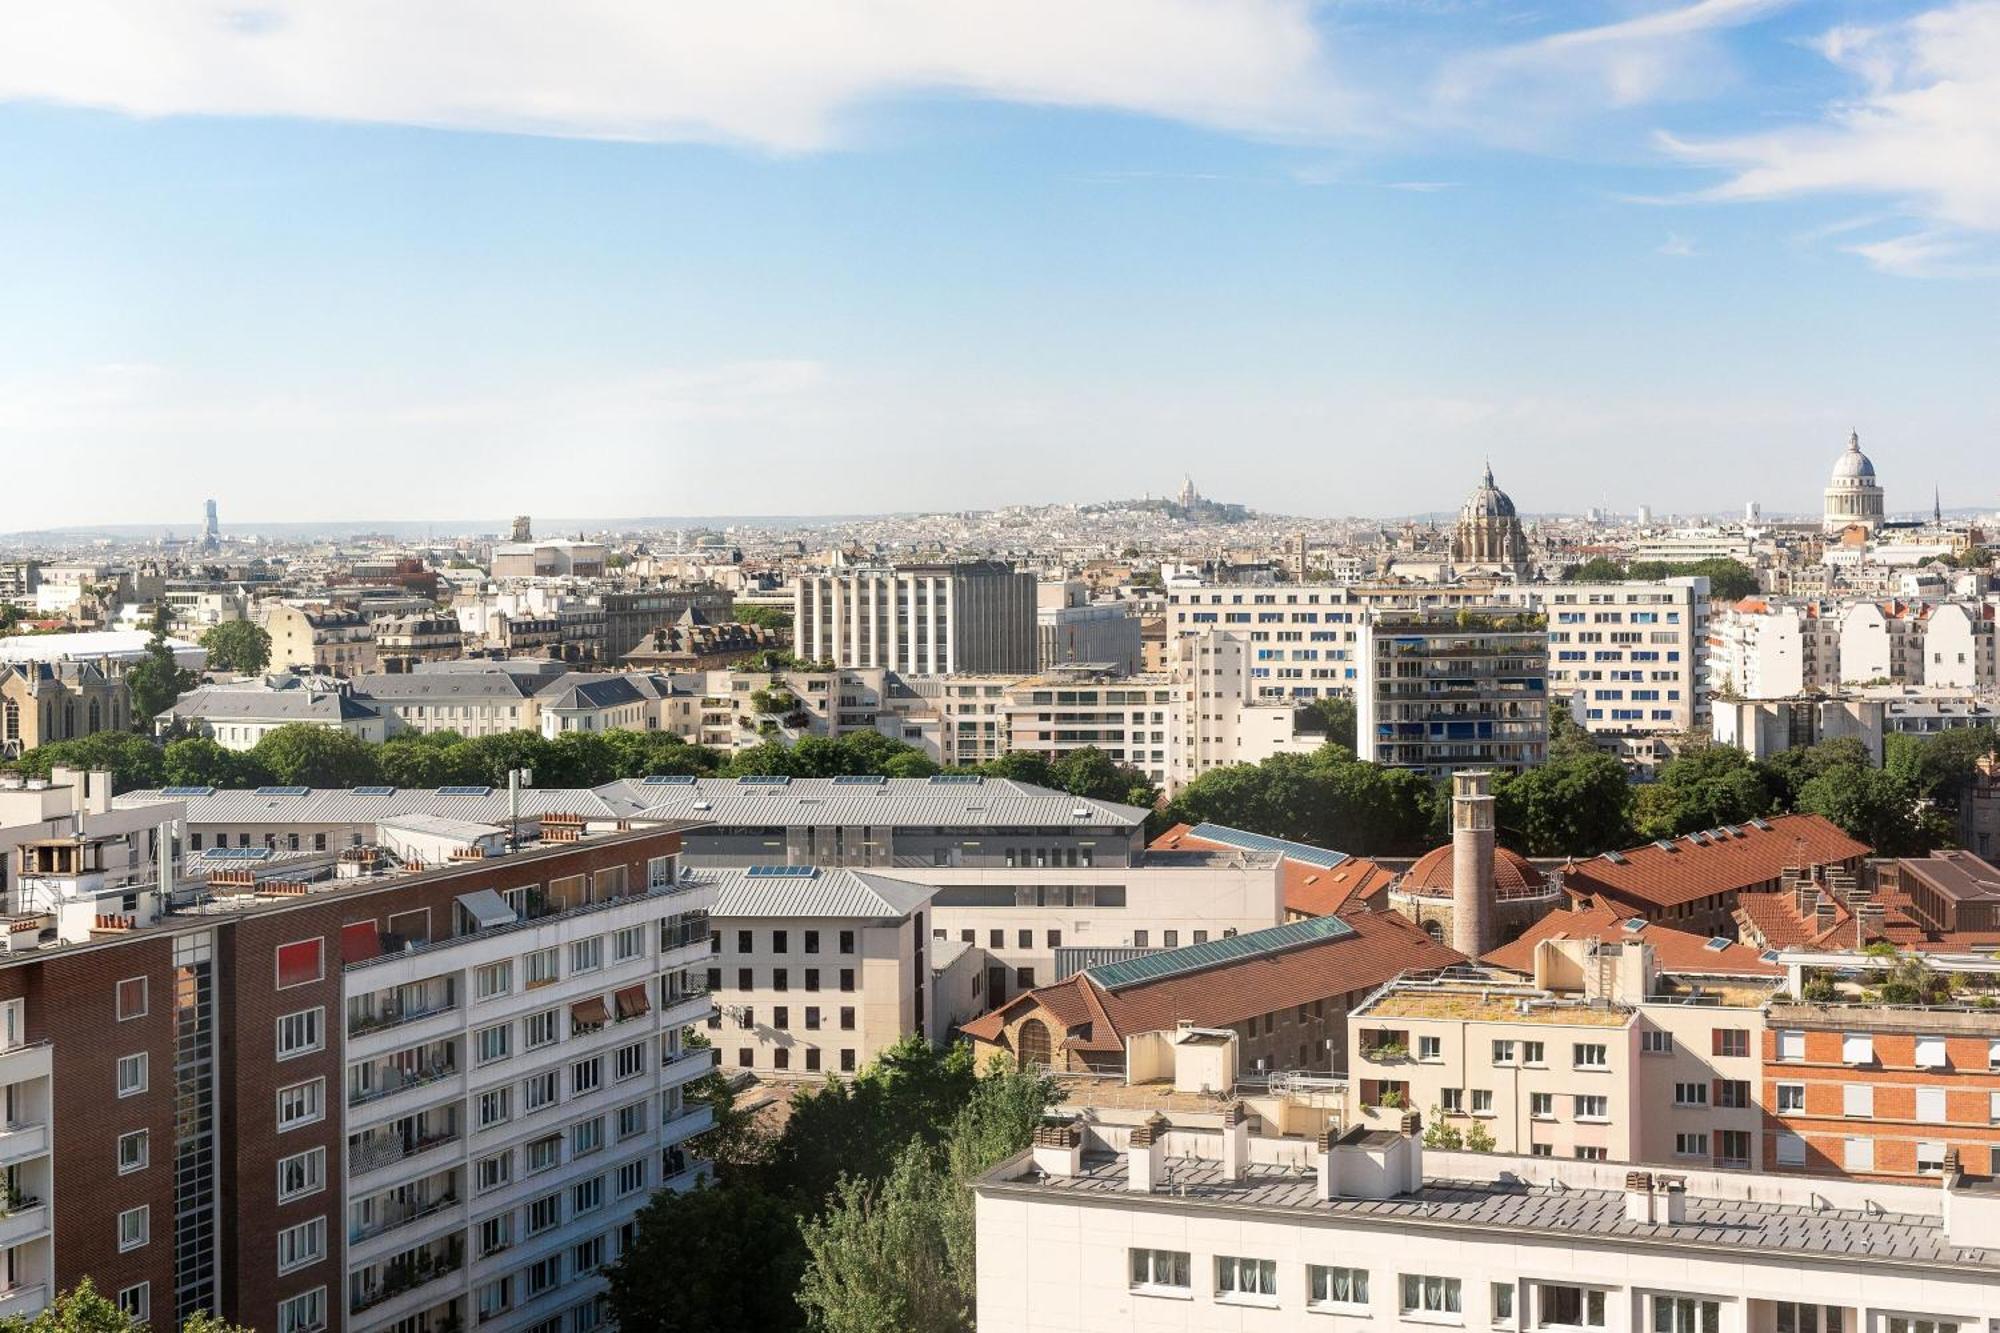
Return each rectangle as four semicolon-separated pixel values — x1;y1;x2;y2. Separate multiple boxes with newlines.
1399;1111;1425;1194
1451;770;1496;959
1624;1171;1657;1224
1220;1102;1251;1183
1031;1120;1083;1179
1315;1127;1340;1201
1657;1174;1687;1224
1127;1114;1168;1193
1814;896;1837;933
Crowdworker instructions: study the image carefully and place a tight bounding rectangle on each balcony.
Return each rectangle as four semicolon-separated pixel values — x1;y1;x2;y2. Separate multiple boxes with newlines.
0;1122;47;1167
350;1238;465;1316
0;1284;47;1321
0;1198;49;1248
348;982;459;1039
349;1113;462;1177
0;1043;51;1087
351;1182;462;1244
350;1043;460;1109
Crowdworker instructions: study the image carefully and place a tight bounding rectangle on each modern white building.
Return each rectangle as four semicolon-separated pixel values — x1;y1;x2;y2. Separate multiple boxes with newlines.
794;561;1038;675
1543;578;1707;734
1354;606;1549;775
1707;599;1842;699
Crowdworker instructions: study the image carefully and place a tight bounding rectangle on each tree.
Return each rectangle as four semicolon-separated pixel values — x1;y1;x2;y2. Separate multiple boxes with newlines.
733;605;794;632
1798;763;1943;856
1298;696;1357;751
1634;743;1774;839
0;1279;256;1333
161;736;271;789
376;732;477;788
249;724;382;787
1048;745;1159;809
198;620;272;675
975;751;1052;786
1493;749;1634;855
1546;708;1599;762
447;731;556;787
606;1180;808;1333
681;1030;769;1169
797;1144;964;1333
123;608;196;729
7;731;166;793
1565;557;1628;583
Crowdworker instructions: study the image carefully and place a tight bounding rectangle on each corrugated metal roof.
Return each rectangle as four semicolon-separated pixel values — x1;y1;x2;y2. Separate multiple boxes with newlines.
1088;914;1357;991
1185;822;1349;869
707;867;937;920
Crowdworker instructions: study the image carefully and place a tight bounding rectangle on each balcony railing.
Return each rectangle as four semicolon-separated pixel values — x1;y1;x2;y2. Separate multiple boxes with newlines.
350;1242;465;1314
349;995;459;1038
351;1060;459;1107
347;882;707;971
351;1190;460;1244
350;1126;461;1175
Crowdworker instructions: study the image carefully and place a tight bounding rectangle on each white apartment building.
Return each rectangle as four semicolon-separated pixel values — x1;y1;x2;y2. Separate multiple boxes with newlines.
1543;578;1707;734
974;1113;2000;1333
339;854;715;1333
704;866;937;1078
794;561;1038;675
1707;599;1841;699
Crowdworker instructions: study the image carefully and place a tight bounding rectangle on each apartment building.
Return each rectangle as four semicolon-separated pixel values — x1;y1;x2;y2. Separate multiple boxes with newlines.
1707;598;1842;699
974;1112;2000;1333
0;817;712;1333
372;616;465;674
487;540;607;581
705;865;936;1078
794;561;1037;675
1354;606;1550;775
1036;583;1141;673
260;605;380;678
158;680;388;750
1543;577;1707;734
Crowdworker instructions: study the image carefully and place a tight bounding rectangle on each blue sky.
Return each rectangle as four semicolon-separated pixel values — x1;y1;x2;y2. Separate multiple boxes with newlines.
1;1;1995;530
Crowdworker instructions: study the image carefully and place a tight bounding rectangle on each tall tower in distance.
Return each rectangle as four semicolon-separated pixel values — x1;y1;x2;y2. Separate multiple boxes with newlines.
202;498;219;551
511;515;534;543
1450;770;1496;959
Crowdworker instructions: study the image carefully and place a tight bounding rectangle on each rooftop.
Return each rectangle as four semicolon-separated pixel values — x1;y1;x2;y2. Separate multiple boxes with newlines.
1357;983;1634;1026
706;865;937;920
1563;813;1870;909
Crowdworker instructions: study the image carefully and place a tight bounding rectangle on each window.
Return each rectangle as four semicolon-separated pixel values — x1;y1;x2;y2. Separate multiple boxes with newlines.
477;1023;513;1065
276;1216;326;1274
1418;1035;1443;1061
277;1078;324;1130
1712;1028;1749;1058
804;968;820;992
1522;1041;1545;1065
1716;1079;1751;1109
614;925;646;962
773;968;789;992
1492;1040;1516;1064
571;1174;604;1215
571;937;604;974
1777;1133;1807;1167
1777;1082;1805;1112
572;1116;605;1158
572;1056;603;1095
1717;1130;1751;1165
1308;1265;1368;1310
523;1070;559;1112
276;938;324;988
276;1008;323;1060
1493;1284;1516;1326
277;1147;325;1201
528;1133;563;1173
477;1278;513;1323
1674;1082;1708;1107
526;947;560;988
1675;1132;1709;1158
1917;1085;1947;1123
277;1288;327;1333
840;1006;856;1031
1400;1274;1462;1314
479;1212;514;1257
615;1041;646;1081
1471;1088;1493;1114
1540;1285;1605;1327
1129;1248;1191;1295
1915;1036;1949;1070
1575;1145;1608;1161
117;1053;148;1097
118;1205;149;1251
1882;1318;1956;1333
1844;1084;1874;1118
1779;1029;1805;1062
1641;1030;1674;1054
1842;1032;1874;1064
476;1151;513;1192
805;1007;821;1031
116;1285;148;1325
478;1087;512;1129
1530;1092;1554;1119
476;961;513;1000
526;1008;560;1049
1440;1087;1464;1113
526;1193;561;1236
1774;1302;1845;1333
1215;1256;1277;1304
804;930;820;954
1573;1043;1608;1069
118;1129;148;1174
1575;1094;1608;1121
840;1048;855;1072
838;930;855;954
1844;1136;1874;1171
116;976;148;1021
840;968;856;992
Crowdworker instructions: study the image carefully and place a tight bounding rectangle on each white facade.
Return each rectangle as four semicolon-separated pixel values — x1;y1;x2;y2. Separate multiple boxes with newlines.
1544;578;1707;734
1707;601;1840;700
794;563;1037;675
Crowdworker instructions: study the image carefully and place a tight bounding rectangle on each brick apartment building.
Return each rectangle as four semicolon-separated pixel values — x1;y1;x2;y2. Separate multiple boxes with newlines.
0;820;714;1333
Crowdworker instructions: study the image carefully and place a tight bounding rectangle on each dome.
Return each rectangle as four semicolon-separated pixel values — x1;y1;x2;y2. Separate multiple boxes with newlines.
1831;430;1876;483
1399;843;1545;898
1461;463;1517;520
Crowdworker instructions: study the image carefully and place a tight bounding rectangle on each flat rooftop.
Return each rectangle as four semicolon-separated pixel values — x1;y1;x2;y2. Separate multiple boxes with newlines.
1358;987;1633;1026
984;1153;1992;1270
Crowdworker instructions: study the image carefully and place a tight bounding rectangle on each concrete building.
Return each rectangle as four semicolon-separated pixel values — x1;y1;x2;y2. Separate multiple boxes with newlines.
373;615;465;674
259;605;379;678
158;679;388;750
1354;606;1549;775
1824;430;1887;534
0;816;712;1333
795;561;1037;675
705;865;937;1078
1713;695;1887;763
487;540;607;580
1037;582;1141;673
1544;578;1708;735
973;1111;2000;1333
1707;598;1841;699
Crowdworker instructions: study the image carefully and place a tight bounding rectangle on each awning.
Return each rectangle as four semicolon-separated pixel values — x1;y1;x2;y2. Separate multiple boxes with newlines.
571;996;610;1029
615;985;651;1021
457;889;516;931
341;920;382;963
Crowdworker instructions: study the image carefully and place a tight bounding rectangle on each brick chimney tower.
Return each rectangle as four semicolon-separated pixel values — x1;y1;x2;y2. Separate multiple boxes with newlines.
1451;770;1496;959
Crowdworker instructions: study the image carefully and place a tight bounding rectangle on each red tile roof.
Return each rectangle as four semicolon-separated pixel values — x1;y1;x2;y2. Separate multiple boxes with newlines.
962;908;1463;1054
1150;822;1390;918
1401;843;1547;897
1561;813;1870;910
1482;899;1781;979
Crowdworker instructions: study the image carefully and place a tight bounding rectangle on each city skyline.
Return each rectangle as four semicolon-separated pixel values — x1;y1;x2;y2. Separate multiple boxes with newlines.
2;1;1996;528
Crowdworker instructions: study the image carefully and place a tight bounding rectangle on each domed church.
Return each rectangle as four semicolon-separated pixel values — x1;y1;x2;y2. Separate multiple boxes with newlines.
1449;462;1530;577
1822;430;1885;535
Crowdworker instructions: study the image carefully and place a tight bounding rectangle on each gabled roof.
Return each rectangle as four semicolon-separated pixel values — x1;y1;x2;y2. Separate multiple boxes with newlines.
708;866;937;920
1150;821;1384;918
1482;900;1781;979
1561;813;1870;909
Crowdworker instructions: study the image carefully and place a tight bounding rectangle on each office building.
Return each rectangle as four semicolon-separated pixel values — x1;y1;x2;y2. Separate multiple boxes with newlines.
795;561;1037;675
1543;577;1707;734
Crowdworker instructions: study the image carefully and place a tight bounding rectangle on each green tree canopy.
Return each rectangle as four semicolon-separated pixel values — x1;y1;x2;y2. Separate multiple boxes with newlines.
0;1279;256;1333
1493;748;1634;855
248;724;382;787
1297;695;1357;751
161;736;271;789
1633;743;1774;839
198;620;272;675
123;608;197;728
606;1179;809;1333
6;731;165;793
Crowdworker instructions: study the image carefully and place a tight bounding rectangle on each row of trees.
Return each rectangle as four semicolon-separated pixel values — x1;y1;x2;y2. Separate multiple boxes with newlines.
3;721;1163;809
1163;716;1997;860
1562;555;1761;602
608;1037;1053;1332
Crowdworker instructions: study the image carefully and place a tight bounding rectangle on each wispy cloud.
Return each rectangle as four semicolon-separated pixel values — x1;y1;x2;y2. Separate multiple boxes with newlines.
1658;232;1699;257
1662;1;2000;273
0;0;1347;151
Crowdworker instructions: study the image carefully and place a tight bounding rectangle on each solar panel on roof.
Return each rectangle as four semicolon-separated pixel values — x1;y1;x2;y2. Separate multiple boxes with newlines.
1184;823;1348;869
160;785;215;797
354;785;397;797
640;775;697;786
437;785;493;797
1654;840;1678;853
1760;948;1782;964
1705;936;1733;951
1602;850;1627;864
833;774;886;785
206;846;274;862
928;774;984;785
1088;914;1355;990
255;785;309;797
1749;817;1774;831
737;775;791;786
1622;917;1647;933
745;865;819;878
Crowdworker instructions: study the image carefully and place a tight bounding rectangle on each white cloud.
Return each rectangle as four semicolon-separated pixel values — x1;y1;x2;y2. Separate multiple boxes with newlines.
1657;232;1699;256
1663;1;2000;270
0;0;1344;151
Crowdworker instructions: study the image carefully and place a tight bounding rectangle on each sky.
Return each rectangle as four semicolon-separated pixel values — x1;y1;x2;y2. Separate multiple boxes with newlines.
1;0;1996;531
